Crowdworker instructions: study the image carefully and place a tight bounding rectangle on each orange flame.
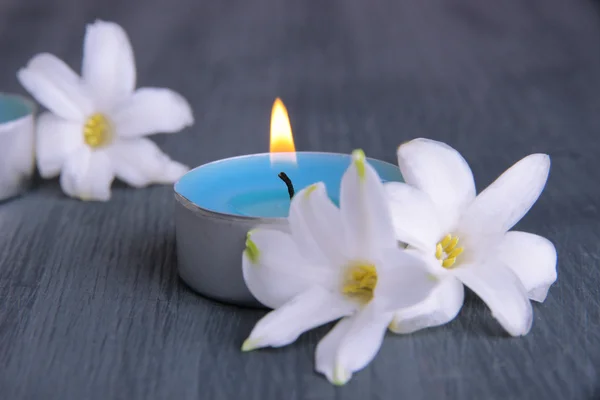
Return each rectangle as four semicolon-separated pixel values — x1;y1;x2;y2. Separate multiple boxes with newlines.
270;98;297;164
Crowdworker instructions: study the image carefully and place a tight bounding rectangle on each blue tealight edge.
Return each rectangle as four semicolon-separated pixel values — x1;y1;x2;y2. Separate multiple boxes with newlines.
0;93;35;124
175;152;403;217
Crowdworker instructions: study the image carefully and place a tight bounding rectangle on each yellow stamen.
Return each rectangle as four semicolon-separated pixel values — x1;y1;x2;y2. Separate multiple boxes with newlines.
83;113;113;148
442;257;456;268
444;237;459;252
435;234;464;269
440;234;452;249
435;243;443;259
342;263;377;304
447;247;464;259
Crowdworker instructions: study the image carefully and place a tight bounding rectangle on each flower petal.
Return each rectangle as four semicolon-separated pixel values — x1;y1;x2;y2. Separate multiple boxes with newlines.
315;318;353;384
289;182;346;266
111;88;194;137
59;148;114;201
496;231;557;302
453;261;533;336
388;276;464;334
17;53;93;121
340;149;397;260
459;154;550;238
82;20;136;109
36;112;84;178
396;138;476;233
108;138;188;188
315;304;392;385
242;228;338;308
375;247;441;310
242;286;353;351
384;182;443;251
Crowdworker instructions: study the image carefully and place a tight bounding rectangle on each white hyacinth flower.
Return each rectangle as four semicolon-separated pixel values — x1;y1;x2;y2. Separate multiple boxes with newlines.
385;138;556;336
241;150;438;385
17;20;194;201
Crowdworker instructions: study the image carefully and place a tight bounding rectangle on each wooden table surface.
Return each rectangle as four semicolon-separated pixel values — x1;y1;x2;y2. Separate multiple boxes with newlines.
0;0;599;398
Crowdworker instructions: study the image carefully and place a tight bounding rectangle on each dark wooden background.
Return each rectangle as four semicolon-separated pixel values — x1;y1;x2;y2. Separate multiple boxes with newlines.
0;0;599;398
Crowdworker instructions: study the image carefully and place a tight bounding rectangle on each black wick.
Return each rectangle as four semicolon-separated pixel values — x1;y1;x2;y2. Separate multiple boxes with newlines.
278;172;295;199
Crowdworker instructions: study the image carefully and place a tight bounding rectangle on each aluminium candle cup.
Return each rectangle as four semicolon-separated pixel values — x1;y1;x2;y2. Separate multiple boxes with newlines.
175;195;285;308
174;152;403;308
0;93;35;202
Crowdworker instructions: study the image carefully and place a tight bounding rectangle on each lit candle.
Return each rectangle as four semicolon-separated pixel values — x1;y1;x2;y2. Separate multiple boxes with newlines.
174;99;403;306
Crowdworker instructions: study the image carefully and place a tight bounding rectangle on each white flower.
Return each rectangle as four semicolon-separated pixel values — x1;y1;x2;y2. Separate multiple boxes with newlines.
241;149;438;385
385;138;557;336
17;20;194;201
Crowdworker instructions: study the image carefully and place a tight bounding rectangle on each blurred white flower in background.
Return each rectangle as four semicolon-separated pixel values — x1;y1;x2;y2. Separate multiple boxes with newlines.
18;20;193;201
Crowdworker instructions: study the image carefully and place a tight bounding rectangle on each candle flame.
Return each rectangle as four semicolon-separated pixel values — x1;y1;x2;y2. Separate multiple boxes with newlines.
270;98;297;164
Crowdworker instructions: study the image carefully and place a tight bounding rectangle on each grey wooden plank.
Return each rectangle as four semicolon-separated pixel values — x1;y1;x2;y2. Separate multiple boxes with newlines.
0;0;599;398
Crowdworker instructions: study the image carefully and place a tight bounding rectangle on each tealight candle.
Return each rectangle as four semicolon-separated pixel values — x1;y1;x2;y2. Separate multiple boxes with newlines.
174;99;403;307
0;93;35;202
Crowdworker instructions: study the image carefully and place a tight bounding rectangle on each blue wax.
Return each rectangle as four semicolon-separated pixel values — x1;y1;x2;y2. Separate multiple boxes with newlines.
0;93;34;123
175;152;403;218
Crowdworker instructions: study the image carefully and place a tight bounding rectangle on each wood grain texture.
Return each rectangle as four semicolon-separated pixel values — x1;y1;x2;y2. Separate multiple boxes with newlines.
0;0;599;398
